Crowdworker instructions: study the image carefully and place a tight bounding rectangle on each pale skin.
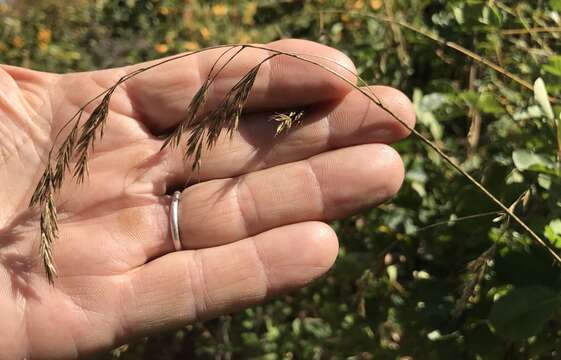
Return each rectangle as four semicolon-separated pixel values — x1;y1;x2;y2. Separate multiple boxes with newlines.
0;39;415;359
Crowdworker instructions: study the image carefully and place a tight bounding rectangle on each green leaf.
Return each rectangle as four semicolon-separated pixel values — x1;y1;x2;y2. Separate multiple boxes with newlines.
478;93;504;114
534;78;555;120
557;113;561;157
551;0;561;11
543;55;561;78
545;219;561;248
489;286;560;340
465;323;504;359
302;318;332;339
413;89;445;140
495;248;561;287
538;173;552;189
512;150;559;176
460;90;479;107
452;5;464;25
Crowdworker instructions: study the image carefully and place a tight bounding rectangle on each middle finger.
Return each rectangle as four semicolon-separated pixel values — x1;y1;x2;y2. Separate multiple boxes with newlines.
146;85;415;190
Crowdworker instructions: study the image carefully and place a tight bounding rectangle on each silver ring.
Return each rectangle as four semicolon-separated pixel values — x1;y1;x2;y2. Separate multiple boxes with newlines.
170;191;182;251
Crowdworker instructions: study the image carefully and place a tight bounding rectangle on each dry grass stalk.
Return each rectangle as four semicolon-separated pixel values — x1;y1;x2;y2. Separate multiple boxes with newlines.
467;63;481;157
322;10;560;103
502;26;561;35
383;0;410;67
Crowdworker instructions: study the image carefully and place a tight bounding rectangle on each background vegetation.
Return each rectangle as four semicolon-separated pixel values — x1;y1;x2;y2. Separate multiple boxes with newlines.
2;0;561;358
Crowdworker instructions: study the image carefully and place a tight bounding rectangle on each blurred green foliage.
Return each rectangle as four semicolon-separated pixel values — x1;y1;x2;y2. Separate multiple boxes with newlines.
3;0;561;358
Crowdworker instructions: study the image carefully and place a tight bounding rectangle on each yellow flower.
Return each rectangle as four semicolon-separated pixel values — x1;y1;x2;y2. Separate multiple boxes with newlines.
159;6;170;15
165;30;177;44
182;8;193;24
154;43;169;54
239;33;251;44
370;0;383;10
38;28;52;46
12;36;24;49
377;224;390;233
211;4;228;17
353;0;364;9
183;41;199;51
243;3;257;25
200;27;210;40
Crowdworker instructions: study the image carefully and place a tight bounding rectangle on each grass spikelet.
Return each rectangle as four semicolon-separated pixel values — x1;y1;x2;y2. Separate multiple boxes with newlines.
182;63;263;171
271;110;305;136
73;89;114;183
207;64;261;145
29;165;52;208
38;165;58;284
53;115;81;190
160;79;210;151
185;123;205;171
161;46;246;152
30;163;59;283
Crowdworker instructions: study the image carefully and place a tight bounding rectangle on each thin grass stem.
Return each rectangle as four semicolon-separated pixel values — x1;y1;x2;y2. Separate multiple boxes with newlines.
320;10;560;103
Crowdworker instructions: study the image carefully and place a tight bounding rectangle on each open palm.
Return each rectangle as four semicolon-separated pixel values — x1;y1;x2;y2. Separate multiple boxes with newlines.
0;39;415;359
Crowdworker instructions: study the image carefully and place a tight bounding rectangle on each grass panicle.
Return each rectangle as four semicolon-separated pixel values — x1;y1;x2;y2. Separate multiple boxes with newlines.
272;110;305;136
452;190;529;317
31;88;114;282
452;243;497;318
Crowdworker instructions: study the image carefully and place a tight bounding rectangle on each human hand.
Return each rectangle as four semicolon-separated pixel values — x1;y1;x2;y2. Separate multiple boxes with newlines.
0;39;415;359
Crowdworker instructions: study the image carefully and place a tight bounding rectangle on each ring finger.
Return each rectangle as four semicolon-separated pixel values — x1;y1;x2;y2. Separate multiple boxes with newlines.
145;85;414;190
